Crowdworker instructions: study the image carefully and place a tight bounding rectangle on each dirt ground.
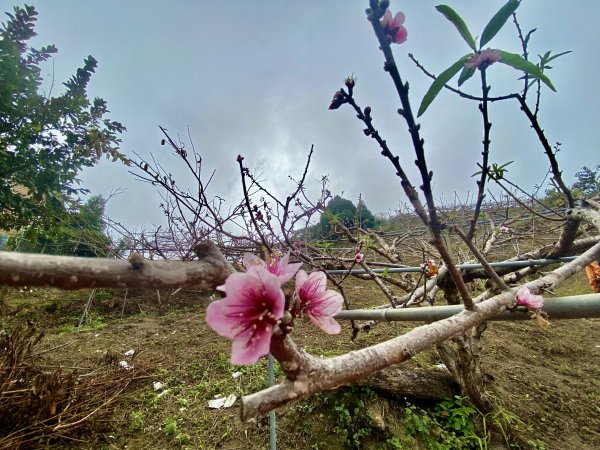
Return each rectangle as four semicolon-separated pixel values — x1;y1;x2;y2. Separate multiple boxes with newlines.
1;269;599;449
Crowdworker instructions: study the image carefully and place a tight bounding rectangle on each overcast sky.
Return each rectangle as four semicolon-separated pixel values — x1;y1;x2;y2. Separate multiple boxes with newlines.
19;0;600;229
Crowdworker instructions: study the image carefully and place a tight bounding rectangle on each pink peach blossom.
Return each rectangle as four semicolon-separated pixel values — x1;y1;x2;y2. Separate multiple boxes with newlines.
206;270;285;365
465;49;501;69
420;258;439;277
294;270;343;334
243;252;302;284
355;252;364;263
380;10;408;44
515;286;544;309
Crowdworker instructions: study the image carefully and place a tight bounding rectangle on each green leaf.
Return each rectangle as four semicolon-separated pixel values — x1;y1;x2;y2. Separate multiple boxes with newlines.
541;50;551;62
498;50;556;91
435;5;477;51
480;0;520;48
457;66;476;86
545;50;571;64
418;55;471;117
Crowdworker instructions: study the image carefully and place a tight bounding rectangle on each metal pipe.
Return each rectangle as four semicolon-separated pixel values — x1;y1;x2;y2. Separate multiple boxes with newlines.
326;257;576;275
334;294;600;321
267;352;277;450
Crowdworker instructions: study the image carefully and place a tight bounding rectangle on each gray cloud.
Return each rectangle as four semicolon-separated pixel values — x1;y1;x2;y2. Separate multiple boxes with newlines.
23;0;600;228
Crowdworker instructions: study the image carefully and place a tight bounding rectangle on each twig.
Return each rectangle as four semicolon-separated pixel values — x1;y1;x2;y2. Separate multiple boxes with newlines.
452;226;509;291
467;67;492;241
365;2;475;310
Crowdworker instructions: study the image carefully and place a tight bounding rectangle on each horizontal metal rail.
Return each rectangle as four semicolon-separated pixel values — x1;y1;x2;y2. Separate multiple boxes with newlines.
326;257;576;275
335;294;600;321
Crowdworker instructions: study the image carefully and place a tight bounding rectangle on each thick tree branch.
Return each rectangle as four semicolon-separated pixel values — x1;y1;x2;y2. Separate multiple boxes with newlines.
241;241;600;421
0;242;234;290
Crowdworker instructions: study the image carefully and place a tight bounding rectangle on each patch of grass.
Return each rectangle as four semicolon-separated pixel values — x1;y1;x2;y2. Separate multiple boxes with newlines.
191;373;232;399
138;389;163;410
550;270;591;297
95;290;114;300
129;410;145;432
55;313;108;333
175;432;191;444
162;416;179;436
330;387;376;449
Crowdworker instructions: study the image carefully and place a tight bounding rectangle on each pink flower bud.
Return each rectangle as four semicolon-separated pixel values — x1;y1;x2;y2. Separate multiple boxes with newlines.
465;49;501;70
380;10;408;44
515;286;544;310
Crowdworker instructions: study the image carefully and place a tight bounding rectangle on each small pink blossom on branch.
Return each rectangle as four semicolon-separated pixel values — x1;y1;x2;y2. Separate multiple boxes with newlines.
294;270;343;334
380;10;408;44
243;252;302;284
208;253;343;364
515;286;544;309
206;270;285;365
420;258;439;277
465;49;501;69
354;252;364;263
499;225;510;233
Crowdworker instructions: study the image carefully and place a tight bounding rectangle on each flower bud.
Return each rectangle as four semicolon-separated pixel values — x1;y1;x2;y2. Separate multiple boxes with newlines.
328;91;345;110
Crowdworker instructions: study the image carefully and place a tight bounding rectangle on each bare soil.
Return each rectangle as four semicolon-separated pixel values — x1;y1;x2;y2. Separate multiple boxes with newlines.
1;270;599;449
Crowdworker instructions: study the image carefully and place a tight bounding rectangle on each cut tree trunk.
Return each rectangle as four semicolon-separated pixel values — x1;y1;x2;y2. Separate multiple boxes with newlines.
357;366;459;401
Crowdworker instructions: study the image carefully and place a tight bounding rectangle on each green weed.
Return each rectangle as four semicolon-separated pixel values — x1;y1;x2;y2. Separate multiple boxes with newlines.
129;410;145;432
331;387;375;449
162;417;179;436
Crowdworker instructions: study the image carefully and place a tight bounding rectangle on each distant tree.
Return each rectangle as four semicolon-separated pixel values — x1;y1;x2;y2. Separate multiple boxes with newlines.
572;165;600;197
326;196;357;225
544;165;599;207
0;5;127;231
8;195;111;256
317;195;377;238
